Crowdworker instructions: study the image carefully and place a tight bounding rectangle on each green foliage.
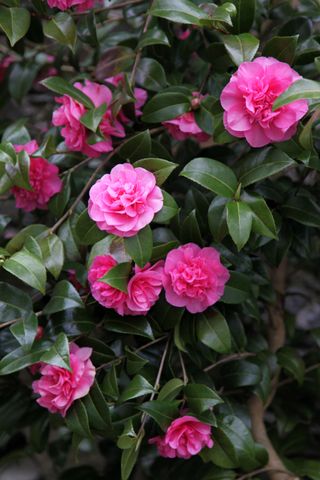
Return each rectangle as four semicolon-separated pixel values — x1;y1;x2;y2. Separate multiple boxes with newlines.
0;1;319;479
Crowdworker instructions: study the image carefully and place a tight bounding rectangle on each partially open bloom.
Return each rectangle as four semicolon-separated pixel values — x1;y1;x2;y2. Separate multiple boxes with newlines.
149;416;214;459
106;74;148;120
11;141;62;212
125;262;164;315
32;343;95;417
88;163;163;237
162;92;210;142
163;243;229;313
88;255;164;316
52;79;125;157
220;56;308;148
88;255;127;315
47;0;100;12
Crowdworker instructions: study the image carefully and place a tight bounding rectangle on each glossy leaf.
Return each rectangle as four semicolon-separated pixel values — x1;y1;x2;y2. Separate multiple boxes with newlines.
43;13;77;52
197;309;232;353
133;157;178;185
181;158;238;198
119;375;155;401
41;76;94;109
43;280;84;314
124;226;153;267
222;34;259;66
226;201;252;250
185;384;223;414
273;79;319;110
100;262;132;293
3;250;46;294
0;6;30;46
40;332;71;370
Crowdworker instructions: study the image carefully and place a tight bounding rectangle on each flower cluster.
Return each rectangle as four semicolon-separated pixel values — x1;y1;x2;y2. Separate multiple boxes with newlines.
88;243;229;315
88;255;164;316
149;416;214;459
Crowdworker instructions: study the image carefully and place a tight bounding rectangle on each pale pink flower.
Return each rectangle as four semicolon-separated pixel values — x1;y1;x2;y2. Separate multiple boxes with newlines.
125;262;164;315
220;56;309;148
52;79;125;157
11;141;62;212
47;0;100;12
88;163;163;237
106;74;148;119
162;92;210;142
88;255;127;315
163;243;230;313
32;343;95;417
149;416;214;459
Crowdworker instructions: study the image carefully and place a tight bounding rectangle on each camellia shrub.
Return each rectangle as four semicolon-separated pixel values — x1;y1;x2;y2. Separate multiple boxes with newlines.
1;0;320;479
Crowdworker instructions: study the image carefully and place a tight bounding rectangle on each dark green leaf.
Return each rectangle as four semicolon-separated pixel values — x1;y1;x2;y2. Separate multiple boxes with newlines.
3;250;46;294
138;27;170;49
181;158;238;198
40;332;71;370
124;226;153;267
278;347;305;385
133;157;178;186
0;6;30;46
158;379;184;401
0;282;32;324
139;400;180;430
241;192;277;239
119;130;151;161
121;441;140;480
80;103;107;132
43;12;77;52
43;280;84;314
0;346;46;375
41;76;94;109
262;35;298;65
136;58;168;92
281;196;320;228
222;34;259;66
38;234;65;279
119;375;155;401
105;317;154;339
220;361;262;387
226;201;252;251
102;365;119;400
236;147;295;187
142;92;190;123
82;382;112;432
75;209;106;245
100;262;132;293
66;400;92;438
185;384;223;414
181;209;203;245
221;271;251;304
231;0;255;33
149;0;210;25
197;309;232;353
10;312;38;351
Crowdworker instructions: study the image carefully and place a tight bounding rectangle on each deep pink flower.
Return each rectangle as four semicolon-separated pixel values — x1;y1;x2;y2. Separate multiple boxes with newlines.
88;255;127;315
162;93;210;142
149;416;214;459
106;74;148;119
88;163;163;237
125;262;164;315
52;79;125;157
11;141;62;212
220;57;309;148
163;243;230;313
32;343;95;417
0;56;14;82
47;0;100;12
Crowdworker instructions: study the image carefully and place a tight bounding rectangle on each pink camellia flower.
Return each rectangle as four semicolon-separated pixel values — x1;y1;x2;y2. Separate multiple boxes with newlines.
88;163;163;237
11;141;62;212
88;255;164;316
220;57;309;148
32;343;95;417
162;92;210;142
149;416;214;459
106;74;148;119
47;0;99;12
88;255;127;315
52;79;125;157
163;243;230;313
125;261;164;315
0;56;14;82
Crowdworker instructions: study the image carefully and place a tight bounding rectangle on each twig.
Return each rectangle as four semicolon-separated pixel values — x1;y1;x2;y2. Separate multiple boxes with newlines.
277;363;320;388
178;350;188;385
96;335;168;371
138;337;170;436
247;258;298;480
129;2;154;85
0;319;18;329
203;352;256;372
